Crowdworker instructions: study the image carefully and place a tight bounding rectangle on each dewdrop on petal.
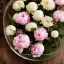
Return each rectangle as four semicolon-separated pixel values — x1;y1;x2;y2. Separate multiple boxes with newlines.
25;22;37;32
51;30;59;38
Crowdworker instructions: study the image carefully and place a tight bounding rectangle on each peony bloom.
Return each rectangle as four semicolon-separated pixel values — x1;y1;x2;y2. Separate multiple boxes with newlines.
14;12;30;25
13;34;31;49
51;30;59;38
41;0;55;10
13;13;18;21
25;22;37;32
34;27;48;41
55;0;64;5
31;43;44;57
53;10;64;22
12;1;25;11
6;25;16;35
32;10;44;21
41;16;53;27
26;2;38;13
15;46;23;54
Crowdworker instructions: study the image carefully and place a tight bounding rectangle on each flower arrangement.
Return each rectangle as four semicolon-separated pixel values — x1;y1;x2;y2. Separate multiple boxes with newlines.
5;0;64;58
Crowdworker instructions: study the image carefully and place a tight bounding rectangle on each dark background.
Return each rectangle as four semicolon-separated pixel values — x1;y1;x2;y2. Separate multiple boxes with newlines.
0;0;64;64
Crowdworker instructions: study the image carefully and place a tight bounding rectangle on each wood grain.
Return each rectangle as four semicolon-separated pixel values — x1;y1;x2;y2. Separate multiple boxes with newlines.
0;0;64;64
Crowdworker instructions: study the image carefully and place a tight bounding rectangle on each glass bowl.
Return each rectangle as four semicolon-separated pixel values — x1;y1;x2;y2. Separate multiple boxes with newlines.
3;0;64;61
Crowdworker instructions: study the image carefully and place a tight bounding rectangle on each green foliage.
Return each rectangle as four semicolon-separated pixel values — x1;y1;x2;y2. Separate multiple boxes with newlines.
8;14;16;26
60;5;64;11
22;48;31;54
11;9;19;16
7;36;13;43
43;37;61;54
59;28;64;36
26;10;30;14
31;28;36;32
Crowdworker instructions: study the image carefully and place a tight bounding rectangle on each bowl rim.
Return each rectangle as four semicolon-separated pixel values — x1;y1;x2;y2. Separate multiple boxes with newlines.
3;0;63;61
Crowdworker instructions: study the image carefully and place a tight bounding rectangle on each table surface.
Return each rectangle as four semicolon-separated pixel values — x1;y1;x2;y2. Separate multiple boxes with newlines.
0;0;64;64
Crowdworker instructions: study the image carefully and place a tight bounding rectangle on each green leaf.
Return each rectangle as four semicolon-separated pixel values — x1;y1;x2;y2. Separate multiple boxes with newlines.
43;37;61;54
60;5;64;11
7;36;13;42
8;14;16;26
22;48;31;54
59;28;64;36
31;28;36;32
11;9;19;16
60;22;64;26
26;10;30;14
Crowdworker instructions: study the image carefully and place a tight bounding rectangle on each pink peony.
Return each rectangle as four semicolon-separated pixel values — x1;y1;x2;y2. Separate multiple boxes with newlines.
15;46;23;54
15;12;30;25
34;27;48;41
53;10;64;22
55;0;64;5
13;34;30;53
31;43;44;57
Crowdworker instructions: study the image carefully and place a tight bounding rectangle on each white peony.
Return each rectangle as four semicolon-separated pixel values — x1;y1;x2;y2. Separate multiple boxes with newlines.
26;2;38;13
12;1;25;11
51;30;59;38
25;22;37;32
41;0;55;10
32;10;44;21
13;13;18;21
41;16;53;27
6;25;16;35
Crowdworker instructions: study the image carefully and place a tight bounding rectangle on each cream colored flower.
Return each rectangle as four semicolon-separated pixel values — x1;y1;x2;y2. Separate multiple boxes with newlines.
12;1;25;11
6;25;16;35
32;10;44;21
26;2;38;13
13;13;18;21
41;16;53;27
25;22;37;32
51;30;59;38
41;0;55;10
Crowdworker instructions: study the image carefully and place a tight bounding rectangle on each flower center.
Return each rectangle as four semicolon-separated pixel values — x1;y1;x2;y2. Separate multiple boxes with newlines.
44;1;48;5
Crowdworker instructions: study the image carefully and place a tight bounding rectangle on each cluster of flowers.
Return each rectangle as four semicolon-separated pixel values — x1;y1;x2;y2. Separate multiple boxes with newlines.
5;0;64;57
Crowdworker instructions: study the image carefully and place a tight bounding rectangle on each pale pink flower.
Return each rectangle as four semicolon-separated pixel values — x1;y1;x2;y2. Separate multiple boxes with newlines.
53;10;64;22
15;46;23;54
15;12;30;25
55;0;64;5
13;34;30;53
34;27;48;41
31;43;44;57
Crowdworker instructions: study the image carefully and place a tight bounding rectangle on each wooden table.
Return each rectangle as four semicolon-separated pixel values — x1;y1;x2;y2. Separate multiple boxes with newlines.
0;0;64;64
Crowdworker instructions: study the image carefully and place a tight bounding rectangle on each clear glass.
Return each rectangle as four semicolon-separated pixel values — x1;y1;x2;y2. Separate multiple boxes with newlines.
3;0;64;61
